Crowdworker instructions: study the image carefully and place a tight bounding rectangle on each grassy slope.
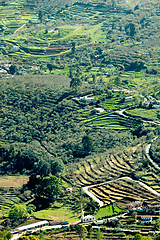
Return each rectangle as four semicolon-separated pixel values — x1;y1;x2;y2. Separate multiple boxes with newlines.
34;207;80;222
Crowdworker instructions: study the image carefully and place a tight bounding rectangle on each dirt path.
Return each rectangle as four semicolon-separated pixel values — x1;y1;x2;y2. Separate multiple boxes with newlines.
14;23;26;34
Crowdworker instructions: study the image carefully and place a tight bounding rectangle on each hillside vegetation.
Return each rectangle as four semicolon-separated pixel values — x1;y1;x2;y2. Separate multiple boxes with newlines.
0;0;160;235
0;75;147;176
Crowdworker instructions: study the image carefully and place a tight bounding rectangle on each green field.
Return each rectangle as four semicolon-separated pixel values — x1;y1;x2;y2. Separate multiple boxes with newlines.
126;108;160;121
95;204;122;219
34;207;80;222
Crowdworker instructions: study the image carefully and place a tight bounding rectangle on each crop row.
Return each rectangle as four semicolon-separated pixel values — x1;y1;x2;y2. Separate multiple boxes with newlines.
65;147;140;187
90;178;160;206
64;142;160;206
84;113;138;129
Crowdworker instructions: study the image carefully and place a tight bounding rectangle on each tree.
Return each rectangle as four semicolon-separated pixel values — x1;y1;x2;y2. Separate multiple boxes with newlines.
50;158;64;176
71;42;76;54
9;65;16;75
133;234;143;240
96;229;103;240
129;23;136;37
92;74;96;83
47;63;53;73
114;77;121;87
131;212;137;222
37;175;62;198
125;22;136;37
38;10;43;23
0;230;12;240
70;77;82;89
75;225;88;240
155;233;160;240
26;204;36;214
82;135;93;155
9;204;29;219
69;67;73;79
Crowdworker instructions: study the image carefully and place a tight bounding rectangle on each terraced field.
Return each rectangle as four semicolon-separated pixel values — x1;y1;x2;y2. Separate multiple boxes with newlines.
46;43;72;55
64;145;141;186
36;229;127;240
83;112;140;130
64;143;160;206
89;178;160;206
0;188;21;217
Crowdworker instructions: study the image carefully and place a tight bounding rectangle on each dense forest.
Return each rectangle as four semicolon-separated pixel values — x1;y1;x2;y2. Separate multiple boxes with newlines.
0;75;146;176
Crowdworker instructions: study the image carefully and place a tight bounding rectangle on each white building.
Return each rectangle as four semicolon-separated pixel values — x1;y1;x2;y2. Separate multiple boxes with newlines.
140;216;152;224
153;105;160;109
73;96;94;103
11;46;20;53
81;209;95;223
125;96;134;101
16;220;49;232
94;107;105;113
0;69;7;76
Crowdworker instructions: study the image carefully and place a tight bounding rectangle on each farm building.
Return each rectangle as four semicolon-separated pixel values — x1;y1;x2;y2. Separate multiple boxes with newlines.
16;220;49;232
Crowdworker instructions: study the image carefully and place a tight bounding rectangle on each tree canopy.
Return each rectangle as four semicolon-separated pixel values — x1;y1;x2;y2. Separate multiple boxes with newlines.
9;204;29;219
37;175;62;198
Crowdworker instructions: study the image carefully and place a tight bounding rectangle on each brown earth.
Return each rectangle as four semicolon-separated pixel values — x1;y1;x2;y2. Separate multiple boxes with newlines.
45;44;72;55
0;177;29;187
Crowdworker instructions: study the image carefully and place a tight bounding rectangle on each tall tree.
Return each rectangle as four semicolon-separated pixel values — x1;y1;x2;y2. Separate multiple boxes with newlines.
0;230;12;240
37;175;62;198
47;63;53;73
9;65;16;75
82;135;93;155
96;229;104;240
70;77;82;89
9;204;29;219
71;42;76;54
75;225;88;240
38;10;43;23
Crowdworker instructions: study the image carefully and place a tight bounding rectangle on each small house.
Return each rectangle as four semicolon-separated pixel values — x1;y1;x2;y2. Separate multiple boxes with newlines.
94;107;105;113
19;68;27;73
73;96;94;102
0;69;7;76
153;105;160;109
11;46;20;53
125;96;134;101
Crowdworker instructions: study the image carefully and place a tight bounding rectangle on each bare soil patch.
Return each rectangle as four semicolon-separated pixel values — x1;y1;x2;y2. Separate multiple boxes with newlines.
0;176;29;187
